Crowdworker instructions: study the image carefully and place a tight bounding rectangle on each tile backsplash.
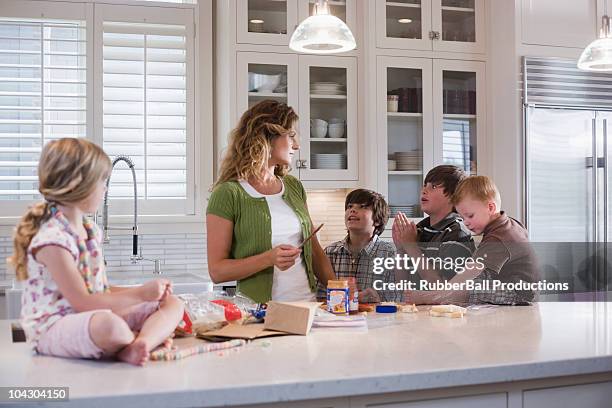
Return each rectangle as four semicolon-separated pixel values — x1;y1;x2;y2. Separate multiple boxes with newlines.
0;189;351;283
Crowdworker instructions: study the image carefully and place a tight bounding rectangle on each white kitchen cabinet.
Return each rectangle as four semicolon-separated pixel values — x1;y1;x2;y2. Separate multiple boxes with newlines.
521;0;598;48
236;51;300;176
377;56;433;219
377;57;485;220
376;0;486;54
236;52;358;182
237;0;357;47
237;0;298;46
298;55;358;181
523;381;612;408
352;392;507;408
432;59;484;173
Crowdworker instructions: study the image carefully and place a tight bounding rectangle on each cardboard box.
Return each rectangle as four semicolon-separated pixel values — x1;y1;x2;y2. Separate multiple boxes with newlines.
198;323;289;341
263;301;321;335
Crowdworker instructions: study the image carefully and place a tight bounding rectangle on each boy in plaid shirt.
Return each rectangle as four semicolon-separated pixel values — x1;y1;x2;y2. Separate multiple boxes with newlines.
319;189;401;302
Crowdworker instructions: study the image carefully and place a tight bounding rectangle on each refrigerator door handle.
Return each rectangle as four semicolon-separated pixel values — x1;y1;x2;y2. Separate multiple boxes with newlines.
593;118;599;243
604;118;608;244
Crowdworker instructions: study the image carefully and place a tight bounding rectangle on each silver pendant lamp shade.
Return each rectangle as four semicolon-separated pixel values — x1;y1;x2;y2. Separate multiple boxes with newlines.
578;15;612;71
289;0;356;54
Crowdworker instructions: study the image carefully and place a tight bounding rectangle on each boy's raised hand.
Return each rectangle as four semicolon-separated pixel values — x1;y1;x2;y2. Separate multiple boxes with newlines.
140;279;171;302
392;212;418;252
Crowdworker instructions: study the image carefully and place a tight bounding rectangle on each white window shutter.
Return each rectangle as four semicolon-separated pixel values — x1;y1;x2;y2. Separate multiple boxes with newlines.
0;18;86;199
102;21;188;201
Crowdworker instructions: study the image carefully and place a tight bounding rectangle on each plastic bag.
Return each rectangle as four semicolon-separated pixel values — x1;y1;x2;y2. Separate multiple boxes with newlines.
176;291;259;336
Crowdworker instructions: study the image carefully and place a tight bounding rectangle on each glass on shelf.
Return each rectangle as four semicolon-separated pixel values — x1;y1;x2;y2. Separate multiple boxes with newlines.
387;67;422;113
248;0;288;35
309;66;347;170
385;0;422;39
441;0;475;43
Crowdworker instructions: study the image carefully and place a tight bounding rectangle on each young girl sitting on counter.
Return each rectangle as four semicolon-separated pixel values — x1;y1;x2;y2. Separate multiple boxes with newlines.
10;138;183;366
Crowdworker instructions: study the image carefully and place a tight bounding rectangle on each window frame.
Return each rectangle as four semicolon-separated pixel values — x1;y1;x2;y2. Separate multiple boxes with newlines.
0;0;211;227
94;3;196;216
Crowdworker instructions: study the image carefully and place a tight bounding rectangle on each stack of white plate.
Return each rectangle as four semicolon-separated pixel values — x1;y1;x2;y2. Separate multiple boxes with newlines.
394;151;422;171
311;82;346;95
311;153;347;169
389;205;420;218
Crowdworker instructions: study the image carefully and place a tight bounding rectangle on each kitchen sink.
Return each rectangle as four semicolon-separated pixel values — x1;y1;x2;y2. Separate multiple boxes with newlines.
4;272;214;320
108;271;213;295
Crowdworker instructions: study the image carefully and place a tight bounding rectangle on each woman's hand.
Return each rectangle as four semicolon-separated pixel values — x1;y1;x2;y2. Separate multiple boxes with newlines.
268;244;301;271
139;279;171;302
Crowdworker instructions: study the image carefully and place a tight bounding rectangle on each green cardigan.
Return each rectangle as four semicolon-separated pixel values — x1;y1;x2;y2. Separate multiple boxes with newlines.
206;175;316;303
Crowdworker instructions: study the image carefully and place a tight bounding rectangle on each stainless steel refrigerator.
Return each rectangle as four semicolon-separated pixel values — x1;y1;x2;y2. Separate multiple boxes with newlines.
524;57;611;296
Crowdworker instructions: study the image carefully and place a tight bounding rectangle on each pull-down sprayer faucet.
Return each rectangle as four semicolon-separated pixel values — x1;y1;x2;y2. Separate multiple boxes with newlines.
101;156;162;273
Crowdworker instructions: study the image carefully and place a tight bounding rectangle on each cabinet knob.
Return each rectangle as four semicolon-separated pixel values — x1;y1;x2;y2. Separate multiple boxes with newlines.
429;31;440;40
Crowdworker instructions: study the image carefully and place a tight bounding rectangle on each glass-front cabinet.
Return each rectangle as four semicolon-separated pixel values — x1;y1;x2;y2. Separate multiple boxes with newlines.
236;52;299;174
298;55;358;181
377;57;433;220
237;0;357;47
236;52;358;182
377;56;484;221
237;0;297;45
433;59;484;176
376;0;485;53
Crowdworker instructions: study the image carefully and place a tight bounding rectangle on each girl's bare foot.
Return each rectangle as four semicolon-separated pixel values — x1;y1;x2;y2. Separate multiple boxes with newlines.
162;336;174;350
117;339;149;366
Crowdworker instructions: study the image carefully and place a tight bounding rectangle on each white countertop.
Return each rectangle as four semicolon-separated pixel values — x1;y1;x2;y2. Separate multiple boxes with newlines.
1;302;611;407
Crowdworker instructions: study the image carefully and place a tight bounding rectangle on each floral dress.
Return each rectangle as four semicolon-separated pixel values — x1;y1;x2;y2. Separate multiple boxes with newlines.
20;208;109;347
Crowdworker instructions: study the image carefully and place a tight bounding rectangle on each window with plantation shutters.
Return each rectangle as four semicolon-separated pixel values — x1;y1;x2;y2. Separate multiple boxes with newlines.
102;20;189;203
0;17;86;200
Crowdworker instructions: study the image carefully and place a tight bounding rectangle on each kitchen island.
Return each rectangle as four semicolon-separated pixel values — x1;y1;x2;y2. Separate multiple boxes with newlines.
1;302;611;408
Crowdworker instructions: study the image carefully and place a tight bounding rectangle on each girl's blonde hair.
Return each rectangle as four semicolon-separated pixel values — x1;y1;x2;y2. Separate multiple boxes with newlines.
214;99;298;188
9;138;112;280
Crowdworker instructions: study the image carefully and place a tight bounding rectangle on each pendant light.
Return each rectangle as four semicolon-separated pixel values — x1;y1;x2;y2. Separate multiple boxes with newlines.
289;0;356;54
578;6;612;71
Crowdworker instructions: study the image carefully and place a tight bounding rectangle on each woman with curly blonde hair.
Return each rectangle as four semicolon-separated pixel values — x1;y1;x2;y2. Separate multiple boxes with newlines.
207;100;335;302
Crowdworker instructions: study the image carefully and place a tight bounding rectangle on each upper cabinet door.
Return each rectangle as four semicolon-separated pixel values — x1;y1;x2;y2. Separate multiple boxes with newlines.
376;56;434;220
297;55;358;181
376;0;485;53
298;0;358;47
431;0;486;53
432;59;485;176
522;0;598;48
376;0;432;50
237;0;298;45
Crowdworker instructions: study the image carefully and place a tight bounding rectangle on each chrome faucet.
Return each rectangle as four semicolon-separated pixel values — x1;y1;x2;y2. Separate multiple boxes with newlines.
101;155;162;274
